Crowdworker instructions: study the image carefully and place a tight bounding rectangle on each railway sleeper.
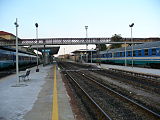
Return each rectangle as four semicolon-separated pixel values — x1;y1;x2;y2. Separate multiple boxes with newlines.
65;72;112;120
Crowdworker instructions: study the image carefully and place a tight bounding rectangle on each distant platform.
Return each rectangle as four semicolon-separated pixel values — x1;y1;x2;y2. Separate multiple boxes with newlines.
86;63;160;76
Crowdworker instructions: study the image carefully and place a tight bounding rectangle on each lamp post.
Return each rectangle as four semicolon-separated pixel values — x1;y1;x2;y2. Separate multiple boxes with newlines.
14;18;19;83
124;38;127;66
129;23;134;68
85;26;88;38
85;26;88;63
91;49;93;63
35;23;39;72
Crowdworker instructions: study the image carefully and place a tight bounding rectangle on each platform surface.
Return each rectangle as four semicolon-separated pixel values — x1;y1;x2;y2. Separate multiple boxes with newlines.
0;64;74;120
88;63;160;76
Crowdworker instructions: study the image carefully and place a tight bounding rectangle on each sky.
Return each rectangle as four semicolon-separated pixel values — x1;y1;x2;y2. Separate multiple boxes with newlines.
0;0;160;55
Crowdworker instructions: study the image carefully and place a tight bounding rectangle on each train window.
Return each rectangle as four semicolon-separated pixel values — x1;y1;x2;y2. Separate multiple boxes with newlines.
157;49;160;55
109;53;112;57
119;52;122;57
116;53;119;57
138;50;142;56
127;51;131;56
123;52;125;57
144;49;148;56
102;54;104;58
124;52;126;57
1;54;8;60
0;54;4;60
152;49;156;56
133;51;136;56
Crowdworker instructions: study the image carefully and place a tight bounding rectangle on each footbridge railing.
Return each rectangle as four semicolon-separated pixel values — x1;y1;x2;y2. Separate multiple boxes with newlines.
0;37;155;46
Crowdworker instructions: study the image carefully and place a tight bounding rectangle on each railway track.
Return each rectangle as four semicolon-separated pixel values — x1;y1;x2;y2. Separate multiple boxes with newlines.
93;68;160;94
58;61;160;120
59;62;160;94
64;71;111;120
64;70;160;120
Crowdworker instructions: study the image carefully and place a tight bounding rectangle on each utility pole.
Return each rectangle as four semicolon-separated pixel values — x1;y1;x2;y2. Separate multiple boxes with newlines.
85;26;88;63
129;23;134;68
14;18;19;84
35;23;39;72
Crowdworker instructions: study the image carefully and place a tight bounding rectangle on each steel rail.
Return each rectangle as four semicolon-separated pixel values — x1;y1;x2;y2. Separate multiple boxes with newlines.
58;62;160;119
81;71;160;119
65;71;112;120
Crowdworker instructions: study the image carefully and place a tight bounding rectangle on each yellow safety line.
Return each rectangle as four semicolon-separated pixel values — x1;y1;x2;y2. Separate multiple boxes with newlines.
52;65;59;120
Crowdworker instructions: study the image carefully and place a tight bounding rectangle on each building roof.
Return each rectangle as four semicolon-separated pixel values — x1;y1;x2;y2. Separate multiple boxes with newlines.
0;37;7;40
0;31;15;36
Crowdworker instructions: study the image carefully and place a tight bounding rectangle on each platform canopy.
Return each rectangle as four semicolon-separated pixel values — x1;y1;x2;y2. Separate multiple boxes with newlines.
31;45;60;55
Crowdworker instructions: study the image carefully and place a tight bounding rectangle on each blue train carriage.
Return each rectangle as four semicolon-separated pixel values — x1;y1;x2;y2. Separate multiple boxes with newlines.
29;54;37;64
15;52;37;66
91;53;97;62
0;46;37;70
0;48;14;70
92;41;160;68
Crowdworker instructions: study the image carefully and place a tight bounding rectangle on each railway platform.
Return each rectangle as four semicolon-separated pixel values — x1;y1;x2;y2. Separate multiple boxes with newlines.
88;63;160;76
0;63;74;120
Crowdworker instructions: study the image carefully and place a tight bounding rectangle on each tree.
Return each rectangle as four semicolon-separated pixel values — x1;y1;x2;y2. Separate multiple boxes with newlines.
110;34;123;49
96;44;107;51
27;46;36;54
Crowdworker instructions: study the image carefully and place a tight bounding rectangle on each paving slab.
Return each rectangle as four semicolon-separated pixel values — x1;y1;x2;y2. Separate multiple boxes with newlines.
0;65;50;120
0;64;75;120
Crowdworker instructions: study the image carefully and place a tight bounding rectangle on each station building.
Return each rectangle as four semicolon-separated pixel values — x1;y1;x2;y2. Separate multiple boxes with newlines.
72;49;97;63
0;31;16;40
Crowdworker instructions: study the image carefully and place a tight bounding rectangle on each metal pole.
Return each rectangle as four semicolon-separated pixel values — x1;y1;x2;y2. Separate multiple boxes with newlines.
35;23;39;72
80;53;82;63
64;48;65;61
43;44;46;66
15;18;19;83
91;50;92;63
85;26;88;38
85;26;88;63
131;27;133;68
129;23;134;68
125;40;127;66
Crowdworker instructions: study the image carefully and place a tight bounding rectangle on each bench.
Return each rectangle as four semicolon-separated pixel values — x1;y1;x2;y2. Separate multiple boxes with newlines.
19;70;31;82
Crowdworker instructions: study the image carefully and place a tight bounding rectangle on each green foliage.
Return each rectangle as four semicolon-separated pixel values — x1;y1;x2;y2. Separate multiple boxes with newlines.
96;44;107;51
110;34;123;49
27;47;36;54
